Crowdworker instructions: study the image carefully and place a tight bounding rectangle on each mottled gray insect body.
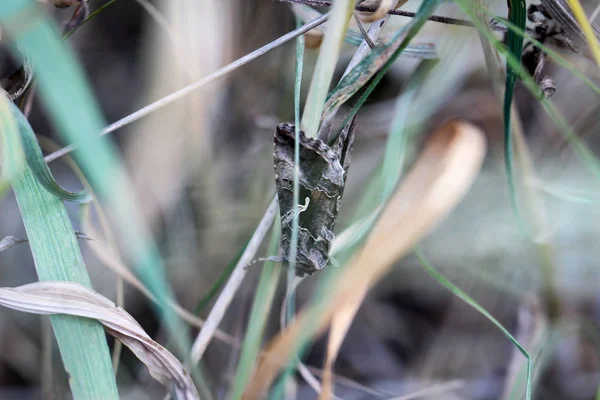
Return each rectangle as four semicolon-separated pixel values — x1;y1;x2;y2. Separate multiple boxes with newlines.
273;120;355;276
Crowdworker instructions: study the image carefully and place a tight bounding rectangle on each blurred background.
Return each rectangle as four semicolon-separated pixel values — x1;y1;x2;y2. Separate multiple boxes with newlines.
2;0;600;399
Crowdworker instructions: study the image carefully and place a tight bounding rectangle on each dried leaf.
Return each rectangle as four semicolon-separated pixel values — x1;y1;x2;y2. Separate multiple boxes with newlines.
0;281;199;400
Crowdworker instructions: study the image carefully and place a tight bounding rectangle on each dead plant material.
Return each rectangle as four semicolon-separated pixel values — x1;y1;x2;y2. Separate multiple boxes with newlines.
242;120;487;399
0;281;199;400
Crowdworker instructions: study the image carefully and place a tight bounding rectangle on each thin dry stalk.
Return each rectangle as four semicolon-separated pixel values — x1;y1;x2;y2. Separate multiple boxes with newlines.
189;198;278;366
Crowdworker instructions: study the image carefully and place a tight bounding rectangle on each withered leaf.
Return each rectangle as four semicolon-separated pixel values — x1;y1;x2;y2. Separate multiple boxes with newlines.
0;281;199;400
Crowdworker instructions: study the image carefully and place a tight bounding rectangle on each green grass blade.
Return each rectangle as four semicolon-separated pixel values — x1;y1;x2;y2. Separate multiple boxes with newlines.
10;103;90;202
5;108;118;398
338;0;442;131
456;0;600;202
503;0;527;228
230;224;282;400
332;60;438;256
285;16;305;328
493;17;600;97
300;0;353;137
414;247;532;400
0;0;203;393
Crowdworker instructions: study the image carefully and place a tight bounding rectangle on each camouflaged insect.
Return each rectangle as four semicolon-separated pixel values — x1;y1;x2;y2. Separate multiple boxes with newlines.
273;119;355;276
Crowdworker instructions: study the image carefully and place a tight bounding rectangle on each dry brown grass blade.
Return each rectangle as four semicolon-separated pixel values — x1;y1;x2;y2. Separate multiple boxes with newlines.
242;121;486;399
0;281;199;400
319;297;362;400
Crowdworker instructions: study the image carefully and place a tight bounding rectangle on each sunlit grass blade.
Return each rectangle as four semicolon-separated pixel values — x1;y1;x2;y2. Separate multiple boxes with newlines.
564;0;600;70
414;248;532;400
300;0;354;137
6;108;118;397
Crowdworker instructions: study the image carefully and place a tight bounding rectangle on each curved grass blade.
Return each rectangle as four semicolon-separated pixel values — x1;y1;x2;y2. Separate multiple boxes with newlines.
9;102;90;202
0;1;205;394
0;90;118;398
0;281;199;399
11;157;118;399
504;0;527;230
414;248;532;400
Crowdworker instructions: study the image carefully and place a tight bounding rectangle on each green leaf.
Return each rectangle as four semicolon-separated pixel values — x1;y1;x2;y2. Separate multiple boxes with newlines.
503;0;527;226
338;0;442;130
0;0;204;394
8;112;118;398
414;248;532;400
10;103;90;202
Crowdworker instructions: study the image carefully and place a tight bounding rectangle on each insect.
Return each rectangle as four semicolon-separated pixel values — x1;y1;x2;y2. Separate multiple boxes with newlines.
273;119;355;276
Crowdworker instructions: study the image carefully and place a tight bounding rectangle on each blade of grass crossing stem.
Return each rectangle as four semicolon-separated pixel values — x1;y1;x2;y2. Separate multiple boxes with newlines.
288;16;305;325
0;1;195;377
230;224;282;400
0;94;24;193
300;0;353;137
9;131;118;396
339;0;442;130
503;0;527;232
564;0;600;70
414;247;532;400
